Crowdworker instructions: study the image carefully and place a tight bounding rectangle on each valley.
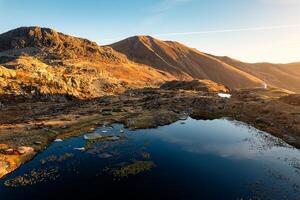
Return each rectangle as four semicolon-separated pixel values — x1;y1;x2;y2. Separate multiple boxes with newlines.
0;27;299;198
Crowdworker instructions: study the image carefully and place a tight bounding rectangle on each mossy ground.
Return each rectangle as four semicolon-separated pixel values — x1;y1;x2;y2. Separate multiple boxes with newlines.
112;161;156;178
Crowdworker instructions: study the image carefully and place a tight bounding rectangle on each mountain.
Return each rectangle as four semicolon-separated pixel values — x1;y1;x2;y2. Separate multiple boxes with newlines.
0;27;175;99
109;36;265;89
214;56;300;93
0;27;299;99
0;27;123;61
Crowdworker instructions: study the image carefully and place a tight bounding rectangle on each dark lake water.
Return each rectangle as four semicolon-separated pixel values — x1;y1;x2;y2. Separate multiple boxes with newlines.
1;118;300;200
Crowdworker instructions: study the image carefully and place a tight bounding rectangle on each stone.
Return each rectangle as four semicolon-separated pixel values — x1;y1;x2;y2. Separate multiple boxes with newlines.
61;125;68;129
98;153;113;159
0;144;9;150
83;133;103;140
101;108;112;116
17;146;34;155
0;161;9;177
74;147;85;151
34;141;42;145
5;149;15;155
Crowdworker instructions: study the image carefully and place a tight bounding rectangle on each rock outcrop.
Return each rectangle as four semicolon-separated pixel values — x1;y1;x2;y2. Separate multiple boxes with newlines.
0;27;175;99
0;27;125;62
160;80;229;93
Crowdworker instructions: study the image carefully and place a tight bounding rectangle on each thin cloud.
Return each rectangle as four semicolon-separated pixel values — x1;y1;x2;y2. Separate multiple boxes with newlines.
154;24;300;37
101;24;300;43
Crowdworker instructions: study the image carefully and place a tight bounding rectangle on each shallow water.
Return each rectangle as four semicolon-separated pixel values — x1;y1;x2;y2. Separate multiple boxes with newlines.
1;118;300;200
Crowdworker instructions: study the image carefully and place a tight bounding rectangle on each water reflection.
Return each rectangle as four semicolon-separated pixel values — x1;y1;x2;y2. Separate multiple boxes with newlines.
1;118;300;200
157;119;295;158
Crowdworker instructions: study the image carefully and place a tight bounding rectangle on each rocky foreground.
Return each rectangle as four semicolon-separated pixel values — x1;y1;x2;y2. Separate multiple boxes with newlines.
0;84;299;178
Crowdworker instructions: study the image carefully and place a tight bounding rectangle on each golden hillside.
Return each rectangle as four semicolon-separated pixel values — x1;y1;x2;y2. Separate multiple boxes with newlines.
215;56;300;93
0;27;175;99
110;36;265;89
0;27;299;99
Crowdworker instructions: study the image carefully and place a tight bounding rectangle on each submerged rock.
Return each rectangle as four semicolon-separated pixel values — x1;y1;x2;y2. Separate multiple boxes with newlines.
109;136;120;141
84;133;103;140
98;153;113;159
74;147;85;151
40;155;57;165
141;152;151;159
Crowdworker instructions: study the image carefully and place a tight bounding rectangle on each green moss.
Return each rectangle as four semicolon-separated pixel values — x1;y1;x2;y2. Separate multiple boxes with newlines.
126;110;179;129
40;153;73;164
4;167;59;187
112;161;156;178
85;135;126;149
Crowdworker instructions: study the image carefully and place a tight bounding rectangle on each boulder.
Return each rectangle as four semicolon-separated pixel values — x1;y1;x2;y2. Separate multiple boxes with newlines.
17;146;34;155
83;133;103;140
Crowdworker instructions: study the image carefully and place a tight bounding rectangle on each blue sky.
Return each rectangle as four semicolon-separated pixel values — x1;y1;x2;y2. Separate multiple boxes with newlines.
0;0;300;63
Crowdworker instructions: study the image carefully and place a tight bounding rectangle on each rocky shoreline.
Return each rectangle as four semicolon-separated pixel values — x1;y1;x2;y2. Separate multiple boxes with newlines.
0;87;299;178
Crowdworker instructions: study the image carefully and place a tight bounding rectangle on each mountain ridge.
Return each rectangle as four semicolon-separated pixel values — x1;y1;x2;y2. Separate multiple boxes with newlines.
0;27;176;98
0;26;299;99
214;56;300;93
110;35;265;89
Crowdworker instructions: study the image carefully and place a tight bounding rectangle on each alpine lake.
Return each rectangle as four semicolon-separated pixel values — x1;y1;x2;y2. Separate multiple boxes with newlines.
1;118;300;200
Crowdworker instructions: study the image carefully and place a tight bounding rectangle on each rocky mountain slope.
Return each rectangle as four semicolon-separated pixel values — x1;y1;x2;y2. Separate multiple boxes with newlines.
214;56;300;93
0;27;175;99
110;36;265;89
0;27;299;100
0;27;299;179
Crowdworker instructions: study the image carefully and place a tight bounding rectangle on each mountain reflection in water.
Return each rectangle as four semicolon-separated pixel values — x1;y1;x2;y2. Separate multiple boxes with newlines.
1;118;300;200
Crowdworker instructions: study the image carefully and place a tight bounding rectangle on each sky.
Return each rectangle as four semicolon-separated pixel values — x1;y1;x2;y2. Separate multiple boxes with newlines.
0;0;299;63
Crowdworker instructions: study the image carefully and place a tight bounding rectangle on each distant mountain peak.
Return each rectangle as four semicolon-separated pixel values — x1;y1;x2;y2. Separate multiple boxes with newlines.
110;35;265;88
0;26;299;95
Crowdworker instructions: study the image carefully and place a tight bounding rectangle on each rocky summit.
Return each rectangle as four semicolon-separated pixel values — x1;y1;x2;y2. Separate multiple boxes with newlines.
0;27;175;99
0;27;122;61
